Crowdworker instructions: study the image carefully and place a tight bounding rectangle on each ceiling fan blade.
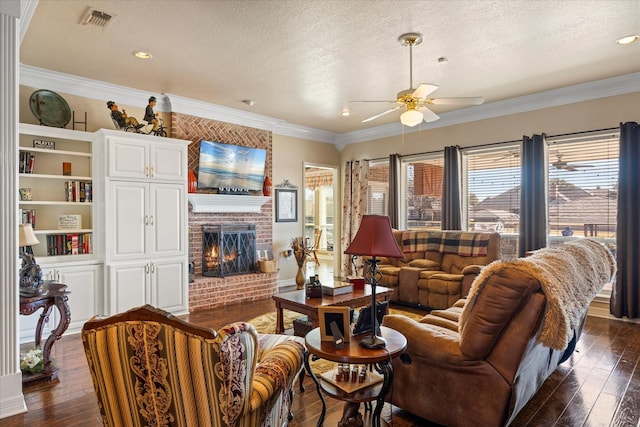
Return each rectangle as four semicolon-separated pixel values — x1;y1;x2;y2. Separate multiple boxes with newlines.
418;106;439;123
351;100;398;103
412;83;438;100
429;97;485;105
362;106;402;123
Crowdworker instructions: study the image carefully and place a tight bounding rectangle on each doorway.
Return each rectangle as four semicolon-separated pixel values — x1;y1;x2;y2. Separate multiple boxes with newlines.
303;163;339;280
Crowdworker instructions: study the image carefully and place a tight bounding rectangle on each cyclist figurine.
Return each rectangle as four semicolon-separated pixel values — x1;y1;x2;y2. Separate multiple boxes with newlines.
144;96;160;133
107;100;143;130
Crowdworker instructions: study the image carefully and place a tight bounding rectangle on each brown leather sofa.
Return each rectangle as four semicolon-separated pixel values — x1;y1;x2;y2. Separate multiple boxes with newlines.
382;238;616;427
377;230;500;309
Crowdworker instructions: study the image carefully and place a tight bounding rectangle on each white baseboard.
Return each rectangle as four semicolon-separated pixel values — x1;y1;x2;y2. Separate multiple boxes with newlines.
0;373;27;420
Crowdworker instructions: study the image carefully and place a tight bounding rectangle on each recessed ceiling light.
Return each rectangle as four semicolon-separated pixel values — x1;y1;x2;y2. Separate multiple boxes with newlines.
437;57;448;63
133;51;152;59
616;35;638;45
342;109;351;117
241;99;255;106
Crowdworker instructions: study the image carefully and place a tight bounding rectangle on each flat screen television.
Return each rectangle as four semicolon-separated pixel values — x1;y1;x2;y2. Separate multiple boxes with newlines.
197;140;267;192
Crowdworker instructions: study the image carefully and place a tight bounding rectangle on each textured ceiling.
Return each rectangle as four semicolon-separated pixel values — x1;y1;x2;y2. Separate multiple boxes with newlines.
20;0;640;134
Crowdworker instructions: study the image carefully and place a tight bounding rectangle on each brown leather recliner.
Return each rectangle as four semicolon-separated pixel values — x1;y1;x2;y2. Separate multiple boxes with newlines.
382;239;616;427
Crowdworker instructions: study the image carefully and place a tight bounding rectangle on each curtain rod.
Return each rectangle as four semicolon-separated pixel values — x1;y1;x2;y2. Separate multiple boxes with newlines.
361;126;619;162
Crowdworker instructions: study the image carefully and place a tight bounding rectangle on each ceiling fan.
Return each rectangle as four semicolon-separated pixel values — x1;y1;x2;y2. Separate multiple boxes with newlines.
550;153;594;172
353;33;484;127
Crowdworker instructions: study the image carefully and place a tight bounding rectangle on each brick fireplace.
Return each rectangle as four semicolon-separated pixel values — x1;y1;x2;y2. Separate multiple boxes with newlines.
171;112;277;312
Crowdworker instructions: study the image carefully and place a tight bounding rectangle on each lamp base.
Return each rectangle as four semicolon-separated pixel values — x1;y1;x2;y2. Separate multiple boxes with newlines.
360;334;386;349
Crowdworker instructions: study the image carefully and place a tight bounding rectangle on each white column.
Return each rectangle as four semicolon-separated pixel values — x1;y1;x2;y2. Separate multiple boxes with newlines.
0;0;27;418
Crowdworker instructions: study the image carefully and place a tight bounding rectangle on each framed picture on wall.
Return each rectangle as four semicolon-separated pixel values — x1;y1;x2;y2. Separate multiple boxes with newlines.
275;188;297;222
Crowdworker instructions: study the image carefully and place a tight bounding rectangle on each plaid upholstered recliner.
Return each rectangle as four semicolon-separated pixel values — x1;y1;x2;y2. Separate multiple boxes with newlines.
82;305;304;427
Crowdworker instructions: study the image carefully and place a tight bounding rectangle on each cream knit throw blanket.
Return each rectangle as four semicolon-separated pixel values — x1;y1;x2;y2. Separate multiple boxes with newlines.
462;239;616;350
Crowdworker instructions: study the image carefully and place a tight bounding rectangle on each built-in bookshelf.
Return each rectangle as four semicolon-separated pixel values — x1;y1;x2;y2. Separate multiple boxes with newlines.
18;123;96;263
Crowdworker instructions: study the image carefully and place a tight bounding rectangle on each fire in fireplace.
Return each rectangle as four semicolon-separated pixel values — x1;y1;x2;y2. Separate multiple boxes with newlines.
202;224;257;277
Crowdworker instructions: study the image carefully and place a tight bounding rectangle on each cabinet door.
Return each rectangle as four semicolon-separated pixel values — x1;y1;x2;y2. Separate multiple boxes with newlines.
108;181;148;261
57;264;102;333
108;262;148;314
151;258;187;314
108;138;149;179
150;142;186;182
149;183;185;257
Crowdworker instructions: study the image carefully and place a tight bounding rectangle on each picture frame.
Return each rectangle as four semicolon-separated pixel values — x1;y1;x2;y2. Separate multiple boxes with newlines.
318;306;351;343
275;188;297;222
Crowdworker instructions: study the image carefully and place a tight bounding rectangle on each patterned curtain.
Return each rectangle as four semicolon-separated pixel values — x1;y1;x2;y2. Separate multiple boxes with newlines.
611;121;640;318
519;134;547;257
442;146;462;230
341;160;369;276
388;154;401;229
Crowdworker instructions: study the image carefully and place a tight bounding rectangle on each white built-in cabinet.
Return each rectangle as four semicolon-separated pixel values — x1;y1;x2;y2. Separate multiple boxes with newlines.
19;262;102;342
94;130;189;316
18;124;103;343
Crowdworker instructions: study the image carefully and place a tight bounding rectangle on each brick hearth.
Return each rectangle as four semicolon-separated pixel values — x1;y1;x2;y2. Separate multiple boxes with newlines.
171;112;276;311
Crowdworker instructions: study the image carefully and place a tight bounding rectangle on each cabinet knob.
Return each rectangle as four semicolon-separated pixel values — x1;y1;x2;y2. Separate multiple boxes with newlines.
145;166;150;177
150;263;155;273
145;263;150;273
150;167;155;177
149;215;154;225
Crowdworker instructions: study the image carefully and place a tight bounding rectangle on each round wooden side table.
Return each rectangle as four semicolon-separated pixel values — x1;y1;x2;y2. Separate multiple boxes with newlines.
304;326;407;427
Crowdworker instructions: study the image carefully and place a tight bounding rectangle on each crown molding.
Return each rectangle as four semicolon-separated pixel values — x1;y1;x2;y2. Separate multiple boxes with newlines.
18;64;639;150
19;65;171;112
166;93;336;144
19;0;38;42
334;73;640;150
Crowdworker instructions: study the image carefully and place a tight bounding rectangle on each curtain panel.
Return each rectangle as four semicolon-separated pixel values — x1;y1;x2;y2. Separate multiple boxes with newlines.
442;146;462;230
388;154;400;229
519;134;547;257
611;121;640;319
341;160;369;276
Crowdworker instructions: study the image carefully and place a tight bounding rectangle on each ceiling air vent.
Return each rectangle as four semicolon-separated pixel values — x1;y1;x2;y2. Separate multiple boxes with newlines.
80;7;114;29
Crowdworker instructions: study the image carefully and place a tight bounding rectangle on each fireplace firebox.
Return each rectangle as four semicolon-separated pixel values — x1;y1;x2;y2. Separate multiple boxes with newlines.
202;224;256;277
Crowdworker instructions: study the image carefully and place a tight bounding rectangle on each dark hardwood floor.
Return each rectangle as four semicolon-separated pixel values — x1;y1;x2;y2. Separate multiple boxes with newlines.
4;298;640;427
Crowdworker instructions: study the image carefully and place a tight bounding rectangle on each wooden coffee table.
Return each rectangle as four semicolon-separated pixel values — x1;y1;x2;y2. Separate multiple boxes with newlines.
272;284;394;334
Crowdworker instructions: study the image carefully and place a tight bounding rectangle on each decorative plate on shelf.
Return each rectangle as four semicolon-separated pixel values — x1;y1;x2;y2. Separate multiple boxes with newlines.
29;89;71;128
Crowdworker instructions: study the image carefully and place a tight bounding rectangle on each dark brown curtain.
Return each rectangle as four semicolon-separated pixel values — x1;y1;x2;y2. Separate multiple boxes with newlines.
519;134;547;257
442;146;461;230
388;154;400;228
611;121;640;318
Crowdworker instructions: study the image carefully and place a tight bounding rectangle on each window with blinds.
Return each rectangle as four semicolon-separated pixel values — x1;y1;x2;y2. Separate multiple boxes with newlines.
462;144;521;259
401;154;444;231
367;160;389;216
546;131;618;252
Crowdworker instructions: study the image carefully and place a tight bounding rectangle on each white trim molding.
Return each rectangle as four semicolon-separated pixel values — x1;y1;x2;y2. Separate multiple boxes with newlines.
17;63;640;151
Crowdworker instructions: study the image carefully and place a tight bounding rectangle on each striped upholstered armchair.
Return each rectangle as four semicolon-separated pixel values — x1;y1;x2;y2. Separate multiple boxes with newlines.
82;305;304;427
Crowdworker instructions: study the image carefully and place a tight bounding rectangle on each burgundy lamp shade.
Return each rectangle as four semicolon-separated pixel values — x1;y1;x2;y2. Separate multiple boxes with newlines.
344;215;403;258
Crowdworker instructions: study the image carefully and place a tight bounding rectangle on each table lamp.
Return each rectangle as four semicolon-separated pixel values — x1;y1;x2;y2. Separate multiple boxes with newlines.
344;215;403;349
19;223;43;296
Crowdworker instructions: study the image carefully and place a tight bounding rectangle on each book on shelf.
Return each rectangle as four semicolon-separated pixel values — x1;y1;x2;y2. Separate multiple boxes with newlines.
46;232;92;256
20;209;36;228
322;281;354;296
19;152;35;174
65;181;92;202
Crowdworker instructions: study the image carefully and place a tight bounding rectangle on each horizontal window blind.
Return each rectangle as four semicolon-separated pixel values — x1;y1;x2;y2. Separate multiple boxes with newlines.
463;145;521;259
401;154;444;231
367;160;389;216
546;131;618;242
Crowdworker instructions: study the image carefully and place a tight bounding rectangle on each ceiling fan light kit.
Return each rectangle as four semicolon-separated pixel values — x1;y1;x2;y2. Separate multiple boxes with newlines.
400;109;423;127
354;32;484;127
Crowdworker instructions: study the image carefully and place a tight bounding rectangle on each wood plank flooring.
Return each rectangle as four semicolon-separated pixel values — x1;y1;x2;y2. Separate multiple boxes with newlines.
3;298;639;427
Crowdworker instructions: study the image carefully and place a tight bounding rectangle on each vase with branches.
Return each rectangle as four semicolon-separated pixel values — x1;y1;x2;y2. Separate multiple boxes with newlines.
291;237;312;289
